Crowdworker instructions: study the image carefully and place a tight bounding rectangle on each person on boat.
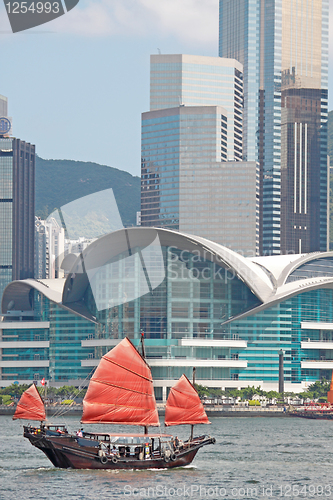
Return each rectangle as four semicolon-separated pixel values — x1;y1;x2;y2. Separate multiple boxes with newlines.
76;429;83;437
173;436;180;450
144;442;151;460
111;445;118;456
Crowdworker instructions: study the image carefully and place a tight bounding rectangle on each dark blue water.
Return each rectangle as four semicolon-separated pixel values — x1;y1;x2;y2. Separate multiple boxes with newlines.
1;416;333;499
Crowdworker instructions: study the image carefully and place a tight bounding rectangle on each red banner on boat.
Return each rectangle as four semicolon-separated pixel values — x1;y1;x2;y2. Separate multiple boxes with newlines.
13;384;46;421
165;374;210;426
81;338;160;426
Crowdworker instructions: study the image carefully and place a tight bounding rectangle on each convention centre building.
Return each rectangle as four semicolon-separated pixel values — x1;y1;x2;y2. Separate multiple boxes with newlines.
1;228;333;396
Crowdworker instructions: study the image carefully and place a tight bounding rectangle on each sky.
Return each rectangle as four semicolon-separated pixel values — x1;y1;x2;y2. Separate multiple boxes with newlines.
0;0;332;178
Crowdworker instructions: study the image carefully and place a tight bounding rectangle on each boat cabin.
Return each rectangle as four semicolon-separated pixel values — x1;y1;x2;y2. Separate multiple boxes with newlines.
79;432;175;460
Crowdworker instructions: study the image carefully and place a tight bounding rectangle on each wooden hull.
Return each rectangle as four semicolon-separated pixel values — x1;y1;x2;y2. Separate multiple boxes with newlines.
23;427;215;470
289;411;333;420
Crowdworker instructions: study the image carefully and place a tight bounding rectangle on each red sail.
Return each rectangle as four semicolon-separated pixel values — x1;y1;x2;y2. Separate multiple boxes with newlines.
13;384;46;421
165;374;210;426
81;337;160;426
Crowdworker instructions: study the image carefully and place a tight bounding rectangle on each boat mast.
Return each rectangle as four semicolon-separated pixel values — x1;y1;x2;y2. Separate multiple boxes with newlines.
141;332;148;435
190;367;196;440
140;331;146;358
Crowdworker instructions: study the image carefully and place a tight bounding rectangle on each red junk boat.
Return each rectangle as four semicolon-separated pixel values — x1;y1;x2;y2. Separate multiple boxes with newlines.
290;371;333;420
14;337;215;469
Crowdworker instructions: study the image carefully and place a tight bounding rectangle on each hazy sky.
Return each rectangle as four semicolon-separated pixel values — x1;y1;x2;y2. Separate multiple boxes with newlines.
0;0;332;177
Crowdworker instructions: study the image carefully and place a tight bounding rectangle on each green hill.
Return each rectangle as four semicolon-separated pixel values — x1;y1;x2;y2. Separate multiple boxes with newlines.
35;157;140;238
35;110;332;242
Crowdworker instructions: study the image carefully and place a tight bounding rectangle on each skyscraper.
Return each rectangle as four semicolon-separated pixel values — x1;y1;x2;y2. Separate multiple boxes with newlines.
0;102;35;299
219;0;329;255
141;53;261;255
141;105;230;230
150;54;243;162
35;217;65;279
141;106;259;254
0;95;8;117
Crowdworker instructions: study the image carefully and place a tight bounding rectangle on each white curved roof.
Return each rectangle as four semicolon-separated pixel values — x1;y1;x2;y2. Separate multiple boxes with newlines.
2;228;333;323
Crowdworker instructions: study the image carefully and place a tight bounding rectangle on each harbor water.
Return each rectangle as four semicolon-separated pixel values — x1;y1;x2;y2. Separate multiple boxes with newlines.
0;415;333;500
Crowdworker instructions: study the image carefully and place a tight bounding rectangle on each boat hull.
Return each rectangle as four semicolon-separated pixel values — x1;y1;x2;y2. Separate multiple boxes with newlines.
23;427;215;470
289;411;333;420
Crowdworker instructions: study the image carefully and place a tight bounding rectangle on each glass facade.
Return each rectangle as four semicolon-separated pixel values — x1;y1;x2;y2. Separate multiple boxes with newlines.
141;105;259;254
178;160;260;255
0;323;49;382
280;0;329;254
219;0;260;163
0;138;14;299
3;234;333;389
48;302;94;381
86;246;261;339
229;289;333;384
83;245;261;383
0;292;95;383
286;257;333;283
0;137;35;300
141;106;228;229
76;244;333;386
150;55;243;162
219;0;328;255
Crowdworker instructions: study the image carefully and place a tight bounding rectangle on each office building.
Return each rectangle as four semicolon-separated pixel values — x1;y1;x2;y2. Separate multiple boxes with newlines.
141;105;228;230
219;0;329;255
2;227;333;393
141;105;259;255
179;160;259;254
0;134;35;300
35;217;65;279
150;54;243;162
0;95;8;117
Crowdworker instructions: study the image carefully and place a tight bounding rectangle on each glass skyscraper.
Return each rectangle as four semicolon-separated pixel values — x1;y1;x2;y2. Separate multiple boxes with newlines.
141;105;229;229
219;0;329;255
150;54;243;161
150;54;243;162
141;54;261;255
141;105;259;254
0;135;35;299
